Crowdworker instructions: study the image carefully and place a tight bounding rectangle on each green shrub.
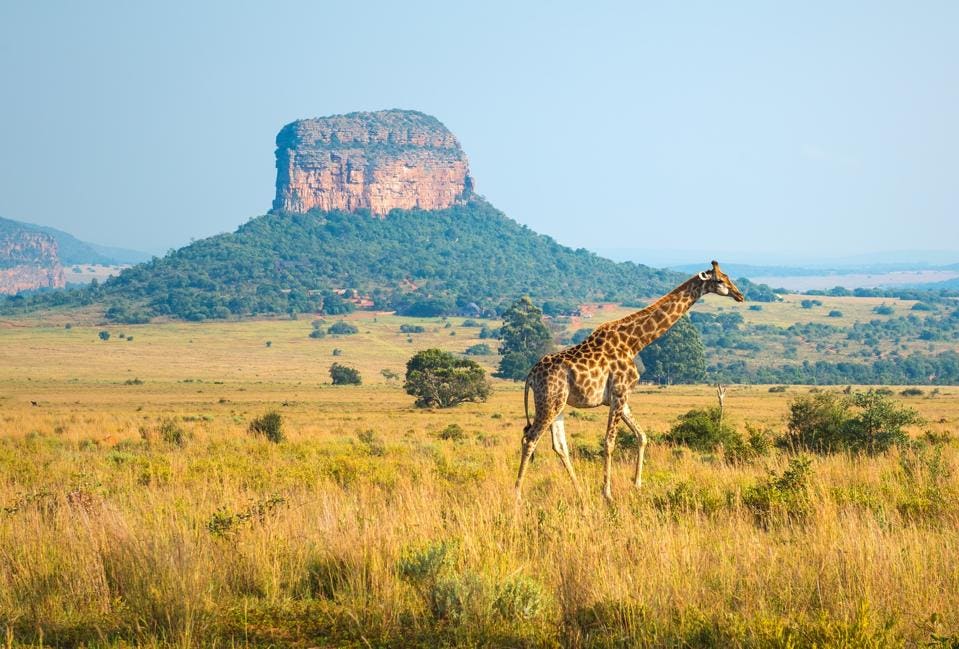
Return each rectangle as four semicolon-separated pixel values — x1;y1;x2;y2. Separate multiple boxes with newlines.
404;348;491;408
901;387;924;397
98;330;110;341
653;481;725;515
493;575;547;621
356;429;386;456
328;321;359;335
158;419;186;447
330;363;362;385
308;328;326;339
248;411;284;443
828;310;843;318
663;407;762;460
781;390;921;455
742;456;813;525
400;324;425;334
397;540;455;587
435;423;467;442
464;343;493;356
768;385;788;393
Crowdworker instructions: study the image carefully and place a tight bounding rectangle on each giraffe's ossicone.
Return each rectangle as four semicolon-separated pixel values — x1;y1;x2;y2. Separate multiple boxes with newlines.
514;261;745;502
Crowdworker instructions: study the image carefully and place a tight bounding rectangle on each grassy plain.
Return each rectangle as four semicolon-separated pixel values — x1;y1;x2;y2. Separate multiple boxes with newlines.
1;309;959;647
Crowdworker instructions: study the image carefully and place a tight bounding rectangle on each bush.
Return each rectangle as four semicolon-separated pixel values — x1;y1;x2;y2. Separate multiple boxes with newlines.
873;304;894;315
664;407;739;453
248;411;284;443
901;387;924;397
330;363;362;385
98;330;110;341
781;390;921;454
464;343;493;356
768;385;788;393
493;575;548;621
828;310;843;318
327;321;358;335
742;456;813;525
400;324;425;334
308;328;326;339
404;348;491;408
435;424;467;442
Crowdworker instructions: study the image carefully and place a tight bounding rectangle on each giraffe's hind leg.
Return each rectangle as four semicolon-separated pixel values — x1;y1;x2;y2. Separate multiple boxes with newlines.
515;374;568;501
550;412;582;495
515;419;549;501
620;403;649;489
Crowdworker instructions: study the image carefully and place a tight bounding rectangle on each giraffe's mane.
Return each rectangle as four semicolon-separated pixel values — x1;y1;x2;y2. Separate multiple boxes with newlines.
595;275;701;332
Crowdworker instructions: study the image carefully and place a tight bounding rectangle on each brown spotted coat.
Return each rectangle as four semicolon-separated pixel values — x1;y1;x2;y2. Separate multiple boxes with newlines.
515;261;745;501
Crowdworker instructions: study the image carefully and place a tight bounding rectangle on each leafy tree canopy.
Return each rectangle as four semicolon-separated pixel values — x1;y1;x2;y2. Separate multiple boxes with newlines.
404;348;491;408
495;297;552;380
638;316;706;384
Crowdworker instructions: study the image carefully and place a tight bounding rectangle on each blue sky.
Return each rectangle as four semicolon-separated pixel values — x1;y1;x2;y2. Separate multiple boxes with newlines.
1;1;956;263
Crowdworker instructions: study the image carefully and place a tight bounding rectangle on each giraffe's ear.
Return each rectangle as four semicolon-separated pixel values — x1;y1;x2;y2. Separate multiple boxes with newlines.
698;272;709;281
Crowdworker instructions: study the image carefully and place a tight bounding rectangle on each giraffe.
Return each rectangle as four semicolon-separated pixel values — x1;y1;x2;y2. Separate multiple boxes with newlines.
515;260;745;502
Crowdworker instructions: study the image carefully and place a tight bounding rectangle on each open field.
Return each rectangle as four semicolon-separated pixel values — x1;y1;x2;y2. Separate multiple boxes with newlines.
2;316;959;647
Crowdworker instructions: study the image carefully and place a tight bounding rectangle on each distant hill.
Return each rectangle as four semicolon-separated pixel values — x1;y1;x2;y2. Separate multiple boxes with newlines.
0;217;149;265
45;198;680;322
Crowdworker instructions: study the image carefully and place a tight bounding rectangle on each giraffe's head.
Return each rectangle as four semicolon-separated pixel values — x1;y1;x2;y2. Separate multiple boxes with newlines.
699;260;745;302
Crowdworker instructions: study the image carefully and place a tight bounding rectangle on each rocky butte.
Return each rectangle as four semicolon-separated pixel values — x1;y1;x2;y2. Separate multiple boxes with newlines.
273;109;473;215
0;227;65;295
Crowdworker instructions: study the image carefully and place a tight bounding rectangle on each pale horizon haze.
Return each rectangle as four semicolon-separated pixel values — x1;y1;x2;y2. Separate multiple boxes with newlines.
1;1;957;265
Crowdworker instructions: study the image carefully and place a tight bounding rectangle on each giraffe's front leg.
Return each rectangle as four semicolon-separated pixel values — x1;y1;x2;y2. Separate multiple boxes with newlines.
620;403;649;489
602;399;626;502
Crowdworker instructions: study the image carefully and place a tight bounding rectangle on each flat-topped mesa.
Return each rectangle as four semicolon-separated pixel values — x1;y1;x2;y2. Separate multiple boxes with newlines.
273;109;473;216
0;229;65;295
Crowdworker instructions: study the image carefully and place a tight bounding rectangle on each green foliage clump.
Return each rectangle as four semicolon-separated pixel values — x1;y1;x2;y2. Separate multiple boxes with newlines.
330;363;362;385
405;348;491;408
828;310;843;318
494;297;552;380
399;324;425;334
248;411;284;443
493;575;548;621
464;343;492;356
742;456;813;525
435;424;466;442
327;321;358;335
782;390;921;454
664;407;768;461
638;316;706;384
873;304;895;315
98;330;110;341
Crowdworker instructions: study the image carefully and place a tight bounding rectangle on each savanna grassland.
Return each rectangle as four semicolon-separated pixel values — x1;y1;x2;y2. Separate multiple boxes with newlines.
2;307;959;648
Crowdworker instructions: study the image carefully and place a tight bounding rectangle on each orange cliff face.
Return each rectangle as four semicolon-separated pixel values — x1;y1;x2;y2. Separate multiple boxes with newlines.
272;110;473;216
0;230;66;295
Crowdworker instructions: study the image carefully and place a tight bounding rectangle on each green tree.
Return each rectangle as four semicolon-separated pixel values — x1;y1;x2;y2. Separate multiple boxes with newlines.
494;296;552;380
638;316;706;384
330;363;362;385
404;348;491;408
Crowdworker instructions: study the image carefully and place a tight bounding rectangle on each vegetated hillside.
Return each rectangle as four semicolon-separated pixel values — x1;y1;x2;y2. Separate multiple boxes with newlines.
4;198;681;322
0;216;149;265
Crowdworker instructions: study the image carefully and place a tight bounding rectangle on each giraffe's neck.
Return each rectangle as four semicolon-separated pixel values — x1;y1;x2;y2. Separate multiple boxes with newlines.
609;276;705;356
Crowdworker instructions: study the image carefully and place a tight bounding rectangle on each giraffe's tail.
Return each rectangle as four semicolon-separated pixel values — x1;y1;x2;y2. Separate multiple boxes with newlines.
523;373;533;436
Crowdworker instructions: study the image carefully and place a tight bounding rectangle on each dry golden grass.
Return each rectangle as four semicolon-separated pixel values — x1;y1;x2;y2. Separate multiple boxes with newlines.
1;317;958;647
